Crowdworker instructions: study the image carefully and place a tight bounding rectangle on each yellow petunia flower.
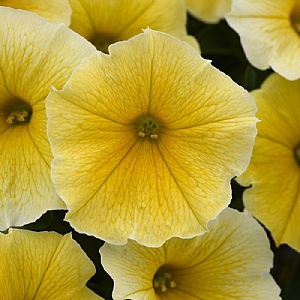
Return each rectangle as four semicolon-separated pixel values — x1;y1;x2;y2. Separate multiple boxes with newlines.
226;0;300;80
47;29;257;247
237;73;300;252
100;208;281;300
0;0;72;25
0;229;103;299
68;0;199;52
0;7;96;230
186;0;231;23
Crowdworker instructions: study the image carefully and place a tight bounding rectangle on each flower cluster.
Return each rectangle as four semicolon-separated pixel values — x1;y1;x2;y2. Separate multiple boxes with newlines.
1;0;299;299
227;0;300;252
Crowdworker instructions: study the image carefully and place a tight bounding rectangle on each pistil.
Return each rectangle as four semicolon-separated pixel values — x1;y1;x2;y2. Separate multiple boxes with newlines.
137;116;161;139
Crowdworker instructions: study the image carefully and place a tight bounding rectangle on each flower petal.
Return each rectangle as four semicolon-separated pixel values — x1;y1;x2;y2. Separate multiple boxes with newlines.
186;0;231;23
0;229;102;299
0;0;72;25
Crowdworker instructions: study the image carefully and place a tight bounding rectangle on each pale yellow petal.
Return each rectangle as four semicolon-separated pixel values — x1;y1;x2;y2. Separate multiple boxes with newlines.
238;73;300;251
0;7;96;230
186;0;231;23
0;0;72;25
228;0;291;16
226;0;300;80
0;229;102;299
47;29;257;246
0;9;96;104
167;209;280;299
101;241;164;300
0;125;58;229
179;34;201;53
68;0;197;51
100;208;280;300
239;142;300;250
251;73;300;146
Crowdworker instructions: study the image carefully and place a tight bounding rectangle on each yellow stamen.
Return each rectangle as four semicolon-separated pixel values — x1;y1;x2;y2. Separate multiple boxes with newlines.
6;110;29;124
153;268;177;294
138;132;146;137
161;285;167;293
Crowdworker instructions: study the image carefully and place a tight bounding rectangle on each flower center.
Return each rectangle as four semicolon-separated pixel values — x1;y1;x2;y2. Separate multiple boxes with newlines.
90;34;113;53
6;110;29;124
290;0;300;33
294;142;300;166
153;267;177;294
4;99;32;125
137;116;160;139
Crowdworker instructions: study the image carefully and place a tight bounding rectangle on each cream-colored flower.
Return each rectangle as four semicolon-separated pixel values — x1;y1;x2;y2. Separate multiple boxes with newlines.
186;0;231;23
47;29;257;247
68;0;199;52
237;73;300;252
0;229;103;299
100;208;281;300
0;0;71;25
226;0;300;80
0;7;96;230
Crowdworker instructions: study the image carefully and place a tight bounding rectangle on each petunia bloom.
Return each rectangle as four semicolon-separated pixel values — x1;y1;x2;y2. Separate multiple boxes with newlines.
0;0;72;25
100;208;281;300
226;0;300;80
237;73;300;252
68;0;199;52
0;229;103;299
186;0;231;23
0;7;96;230
47;29;257;247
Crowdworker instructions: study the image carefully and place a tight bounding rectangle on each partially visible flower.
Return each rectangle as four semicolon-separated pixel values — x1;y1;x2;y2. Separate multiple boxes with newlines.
226;0;300;80
47;29;257;247
0;7;96;230
0;229;103;299
186;0;231;23
100;208;281;300
68;0;199;52
237;73;300;252
0;0;71;25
